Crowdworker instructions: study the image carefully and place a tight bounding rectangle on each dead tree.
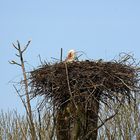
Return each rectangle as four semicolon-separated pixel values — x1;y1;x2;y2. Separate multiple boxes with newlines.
10;41;36;140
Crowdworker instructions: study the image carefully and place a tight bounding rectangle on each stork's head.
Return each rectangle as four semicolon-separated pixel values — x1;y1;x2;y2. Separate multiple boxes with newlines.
65;49;77;62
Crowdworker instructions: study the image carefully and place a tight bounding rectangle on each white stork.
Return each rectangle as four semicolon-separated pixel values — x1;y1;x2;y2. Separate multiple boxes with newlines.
65;49;78;62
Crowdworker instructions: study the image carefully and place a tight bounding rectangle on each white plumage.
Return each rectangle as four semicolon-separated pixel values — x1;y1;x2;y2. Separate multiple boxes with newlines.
65;49;77;62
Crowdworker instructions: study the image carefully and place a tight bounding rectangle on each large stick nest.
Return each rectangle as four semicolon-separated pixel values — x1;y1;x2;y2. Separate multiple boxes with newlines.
30;55;140;108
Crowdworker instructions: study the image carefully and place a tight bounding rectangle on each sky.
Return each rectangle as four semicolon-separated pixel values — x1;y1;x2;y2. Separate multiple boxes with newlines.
0;0;140;114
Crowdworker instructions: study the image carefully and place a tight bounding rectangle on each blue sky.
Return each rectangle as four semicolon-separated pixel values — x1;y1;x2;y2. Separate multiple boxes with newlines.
0;0;140;114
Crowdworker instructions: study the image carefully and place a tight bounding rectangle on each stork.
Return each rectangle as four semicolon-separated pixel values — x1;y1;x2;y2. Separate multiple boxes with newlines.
65;49;78;62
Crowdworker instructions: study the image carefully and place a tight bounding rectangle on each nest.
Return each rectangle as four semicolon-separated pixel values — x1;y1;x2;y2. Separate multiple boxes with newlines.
30;55;140;139
30;58;139;108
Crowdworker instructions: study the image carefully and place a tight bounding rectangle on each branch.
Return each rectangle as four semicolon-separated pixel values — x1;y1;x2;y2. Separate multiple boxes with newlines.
17;40;21;50
84;108;119;139
12;43;19;50
22;40;31;53
60;48;63;62
13;85;28;115
65;62;78;110
9;60;21;67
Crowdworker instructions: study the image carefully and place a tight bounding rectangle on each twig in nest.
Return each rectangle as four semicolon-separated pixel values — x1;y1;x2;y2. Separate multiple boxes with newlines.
65;62;78;110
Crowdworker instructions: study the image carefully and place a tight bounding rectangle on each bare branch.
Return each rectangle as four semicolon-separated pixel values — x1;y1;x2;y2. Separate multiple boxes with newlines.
60;48;63;62
12;43;19;50
38;54;44;65
9;60;21;67
51;57;60;61
17;40;21;50
65;62;78;110
13;85;28;114
22;40;31;53
15;54;20;57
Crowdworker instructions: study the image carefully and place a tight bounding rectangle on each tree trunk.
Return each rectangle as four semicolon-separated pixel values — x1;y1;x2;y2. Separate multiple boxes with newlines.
56;91;100;140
